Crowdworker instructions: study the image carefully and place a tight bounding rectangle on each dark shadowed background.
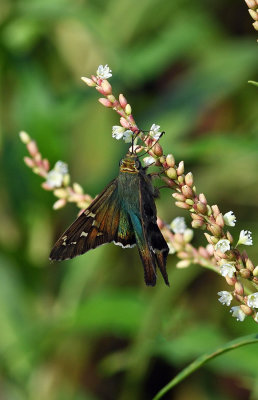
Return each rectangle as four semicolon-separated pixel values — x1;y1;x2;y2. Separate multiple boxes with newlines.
0;0;258;399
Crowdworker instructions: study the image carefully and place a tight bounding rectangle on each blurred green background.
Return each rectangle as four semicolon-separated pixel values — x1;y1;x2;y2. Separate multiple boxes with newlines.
0;0;258;399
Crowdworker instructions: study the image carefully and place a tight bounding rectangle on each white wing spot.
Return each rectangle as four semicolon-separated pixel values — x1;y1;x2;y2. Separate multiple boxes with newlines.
113;241;136;249
80;231;88;237
92;220;100;228
97;232;104;236
85;210;96;218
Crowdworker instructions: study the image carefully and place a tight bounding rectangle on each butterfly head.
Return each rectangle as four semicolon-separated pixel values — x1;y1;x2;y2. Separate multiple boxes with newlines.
119;153;142;174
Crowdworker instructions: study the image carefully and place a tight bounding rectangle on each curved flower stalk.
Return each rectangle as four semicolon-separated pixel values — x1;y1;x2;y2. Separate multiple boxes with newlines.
19;131;92;211
21;65;258;323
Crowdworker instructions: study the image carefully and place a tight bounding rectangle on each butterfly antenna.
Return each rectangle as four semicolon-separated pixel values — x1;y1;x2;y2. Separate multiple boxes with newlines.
139;131;165;158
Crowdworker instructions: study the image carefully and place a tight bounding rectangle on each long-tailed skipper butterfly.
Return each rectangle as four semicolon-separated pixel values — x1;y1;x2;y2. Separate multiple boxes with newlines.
50;147;169;286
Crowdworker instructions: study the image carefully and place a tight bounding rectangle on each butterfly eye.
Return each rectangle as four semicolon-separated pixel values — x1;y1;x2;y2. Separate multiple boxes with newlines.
135;160;141;169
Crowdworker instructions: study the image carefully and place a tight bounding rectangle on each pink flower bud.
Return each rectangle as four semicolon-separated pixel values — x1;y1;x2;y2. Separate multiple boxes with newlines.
101;79;112;95
225;276;237;286
172;193;186;201
91;75;98;83
211;205;220;217
198;246;209;258
120;117;131;129
98;98;113;107
24;156;35;168
185;172;193;186
182;185;193;198
175;201;191;210
161;176;175;188
240;304;253;316
208;224;222;237
125;104;132;115
253;20;258;30
81;77;96;87
191;219;204;229
226;231;234;244
153;143;163;157
119;94;128;108
166;154;175;167
27;140;38;157
41;182;54;191
42;158;50;171
249;9;258;20
19;131;30;144
199;193;207;205
196;201;207;214
177;161;184;175
166;167;177;179
240;269;251;278
246;258;254;271
215;213;224;227
245;0;256;8
53;198;66;210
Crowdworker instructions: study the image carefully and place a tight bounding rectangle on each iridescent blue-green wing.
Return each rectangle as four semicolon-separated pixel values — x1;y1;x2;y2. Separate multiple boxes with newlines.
139;174;169;286
50;179;123;261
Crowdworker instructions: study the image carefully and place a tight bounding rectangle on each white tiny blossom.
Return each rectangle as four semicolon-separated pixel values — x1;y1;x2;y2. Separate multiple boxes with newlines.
96;64;112;80
215;239;230;253
143;156;155;166
220;263;236;278
218;291;233;306
247;292;258;308
149;124;162;140
237;230;253;246
223;211;236;227
254;313;258;323
123;130;134;143
230;306;246;322
112;126;125;140
168;243;176;254
46;161;68;188
54;161;68;175
170;217;187;234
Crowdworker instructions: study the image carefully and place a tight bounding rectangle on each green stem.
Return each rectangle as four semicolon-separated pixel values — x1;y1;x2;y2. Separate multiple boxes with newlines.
153;333;258;400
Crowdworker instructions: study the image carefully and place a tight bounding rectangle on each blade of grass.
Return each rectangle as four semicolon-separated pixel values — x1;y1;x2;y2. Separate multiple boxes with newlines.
153;333;258;400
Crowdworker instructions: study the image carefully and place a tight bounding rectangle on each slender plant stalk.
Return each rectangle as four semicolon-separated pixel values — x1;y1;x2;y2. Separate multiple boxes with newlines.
152;333;258;400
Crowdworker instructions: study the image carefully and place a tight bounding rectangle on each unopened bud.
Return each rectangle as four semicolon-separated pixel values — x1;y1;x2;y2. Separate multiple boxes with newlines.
245;0;256;8
240;304;253;316
63;174;70;186
226;231;234;244
178;175;184;184
246;258;254;271
153;143;163;157
53;198;66;210
81;76;96;87
183;228;194;243
185;172;193;186
176;259;191;269
225;276;237;285
42;158;50;171
253;20;258;30
234;281;244;296
107;94;116;102
175;201;191;210
240;268;250;278
211;205;220;217
119;94;127;108
166;167;177;179
249;8;258;20
54;189;67;199
166;154;175;167
98;98;113;107
172;193;185;201
216;213;225;227
101;79;112;95
120;117;130;129
159;156;166;164
185;199;194;205
209;224;222;237
177;161;184;175
182;185;193;198
192;219;205;229
73;183;84;194
24;156;35;168
196;201;207;214
27;140;38;157
161;177;175;187
125;104;132;115
19;131;30;144
253;266;258;276
199;193;207;205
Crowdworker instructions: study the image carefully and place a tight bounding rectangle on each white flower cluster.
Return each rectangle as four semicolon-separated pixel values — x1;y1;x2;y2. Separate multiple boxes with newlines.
96;64;112;80
169;217;194;256
46;161;68;188
218;291;258;323
112;126;134;143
